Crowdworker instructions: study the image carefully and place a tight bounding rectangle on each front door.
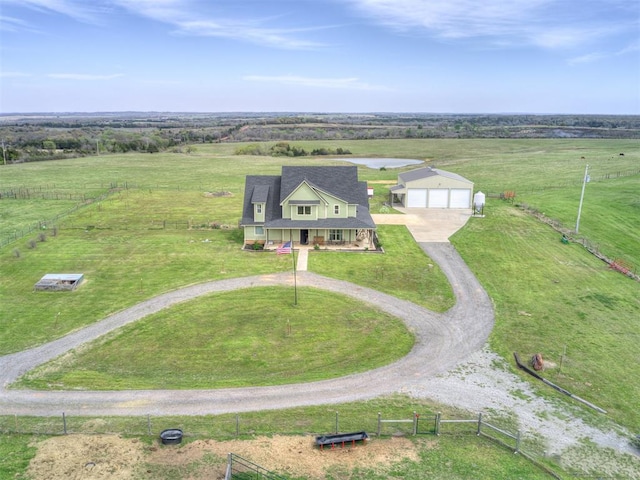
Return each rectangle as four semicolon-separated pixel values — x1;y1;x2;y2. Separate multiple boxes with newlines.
301;229;309;245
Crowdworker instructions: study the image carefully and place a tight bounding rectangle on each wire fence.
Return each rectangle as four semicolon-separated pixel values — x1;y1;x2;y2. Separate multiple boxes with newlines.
513;203;639;281
481;168;640;195
0;410;561;479
0;182;243;249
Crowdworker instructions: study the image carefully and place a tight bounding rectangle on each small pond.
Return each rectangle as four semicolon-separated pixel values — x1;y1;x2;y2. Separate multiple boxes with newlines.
345;158;423;169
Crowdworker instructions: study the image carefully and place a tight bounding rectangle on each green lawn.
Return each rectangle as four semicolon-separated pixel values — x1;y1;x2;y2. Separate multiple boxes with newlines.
0;223;290;355
0;188;453;355
0;434;36;480
0;139;638;478
310;225;454;312
16;287;414;389
451;201;640;431
518;175;640;267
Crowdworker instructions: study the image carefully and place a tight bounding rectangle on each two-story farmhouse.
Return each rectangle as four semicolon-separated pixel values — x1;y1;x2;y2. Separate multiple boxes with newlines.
240;166;376;249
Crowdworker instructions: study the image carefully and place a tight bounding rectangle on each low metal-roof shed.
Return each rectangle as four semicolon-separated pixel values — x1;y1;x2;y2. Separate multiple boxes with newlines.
34;273;84;291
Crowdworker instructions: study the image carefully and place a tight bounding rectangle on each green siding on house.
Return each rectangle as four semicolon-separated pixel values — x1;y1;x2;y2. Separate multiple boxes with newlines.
253;203;265;222
240;166;376;248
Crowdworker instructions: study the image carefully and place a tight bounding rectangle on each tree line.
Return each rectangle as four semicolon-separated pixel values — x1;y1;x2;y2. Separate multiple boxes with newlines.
235;142;351;157
1;113;638;164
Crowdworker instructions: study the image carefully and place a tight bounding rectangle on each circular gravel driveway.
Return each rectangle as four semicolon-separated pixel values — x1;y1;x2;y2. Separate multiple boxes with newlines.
0;242;494;416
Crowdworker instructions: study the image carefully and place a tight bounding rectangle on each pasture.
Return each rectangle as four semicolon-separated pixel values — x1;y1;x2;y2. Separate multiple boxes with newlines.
0;138;638;478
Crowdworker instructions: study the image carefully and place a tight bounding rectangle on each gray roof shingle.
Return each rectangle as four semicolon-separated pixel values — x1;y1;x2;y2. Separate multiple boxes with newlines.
240;166;375;229
399;166;472;185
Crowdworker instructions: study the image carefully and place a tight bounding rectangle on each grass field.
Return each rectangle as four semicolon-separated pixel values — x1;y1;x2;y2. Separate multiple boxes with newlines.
0;138;638;478
16;287;414;390
451;201;640;431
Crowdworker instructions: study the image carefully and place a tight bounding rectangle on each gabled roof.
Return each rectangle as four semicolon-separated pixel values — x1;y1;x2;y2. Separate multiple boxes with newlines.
399;166;472;185
251;185;270;203
240;166;375;229
241;175;281;226
280;166;366;205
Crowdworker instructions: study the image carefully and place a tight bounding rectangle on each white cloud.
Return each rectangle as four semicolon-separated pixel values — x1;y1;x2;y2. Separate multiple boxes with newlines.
0;15;38;32
3;0;109;24
0;71;32;78
174;21;328;49
113;0;331;50
47;73;124;80
567;38;640;66
616;41;640;56
347;0;633;50
243;75;391;91
567;52;606;66
5;0;330;49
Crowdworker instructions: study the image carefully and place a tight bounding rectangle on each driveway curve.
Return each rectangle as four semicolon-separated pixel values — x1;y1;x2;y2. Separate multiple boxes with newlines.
0;243;493;416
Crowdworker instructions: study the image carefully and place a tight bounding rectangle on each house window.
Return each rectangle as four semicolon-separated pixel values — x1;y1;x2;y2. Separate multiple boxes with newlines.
329;229;343;241
256;204;262;214
297;206;311;215
334;205;340;215
255;226;264;235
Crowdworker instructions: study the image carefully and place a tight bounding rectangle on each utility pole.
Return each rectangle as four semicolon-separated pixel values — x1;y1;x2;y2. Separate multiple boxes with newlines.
575;164;589;234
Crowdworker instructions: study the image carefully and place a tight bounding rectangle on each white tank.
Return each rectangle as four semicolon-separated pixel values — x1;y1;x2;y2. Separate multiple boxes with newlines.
473;191;485;207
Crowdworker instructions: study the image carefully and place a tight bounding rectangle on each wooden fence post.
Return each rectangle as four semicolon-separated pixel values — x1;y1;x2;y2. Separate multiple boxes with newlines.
477;413;482;436
377;412;381;437
435;412;441;436
335;411;339;434
62;412;67;435
413;411;417;435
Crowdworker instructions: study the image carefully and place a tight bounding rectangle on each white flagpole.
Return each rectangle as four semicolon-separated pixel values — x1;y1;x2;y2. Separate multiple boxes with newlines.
575;164;589;234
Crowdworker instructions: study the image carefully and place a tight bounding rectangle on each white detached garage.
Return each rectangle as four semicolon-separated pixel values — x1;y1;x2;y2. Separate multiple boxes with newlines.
390;166;474;209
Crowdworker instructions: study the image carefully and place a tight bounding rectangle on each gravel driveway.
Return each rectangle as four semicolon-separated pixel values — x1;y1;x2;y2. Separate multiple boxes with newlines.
1;214;636;474
0;243;492;417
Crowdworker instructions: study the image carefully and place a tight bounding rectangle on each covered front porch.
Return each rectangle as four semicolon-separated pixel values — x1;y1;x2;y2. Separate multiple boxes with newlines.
246;227;377;251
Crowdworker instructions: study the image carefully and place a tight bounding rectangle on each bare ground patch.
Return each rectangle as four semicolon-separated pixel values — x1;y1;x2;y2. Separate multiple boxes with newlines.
27;434;145;480
27;434;425;479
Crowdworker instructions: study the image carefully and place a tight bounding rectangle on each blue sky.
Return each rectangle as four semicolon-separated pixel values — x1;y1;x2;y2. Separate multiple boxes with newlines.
1;0;638;113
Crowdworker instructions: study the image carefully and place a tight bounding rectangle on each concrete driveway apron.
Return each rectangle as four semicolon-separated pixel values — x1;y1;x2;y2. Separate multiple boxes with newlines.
372;207;472;243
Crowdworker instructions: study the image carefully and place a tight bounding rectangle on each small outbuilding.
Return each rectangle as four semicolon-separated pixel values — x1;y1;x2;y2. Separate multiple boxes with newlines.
390;166;474;208
34;273;84;291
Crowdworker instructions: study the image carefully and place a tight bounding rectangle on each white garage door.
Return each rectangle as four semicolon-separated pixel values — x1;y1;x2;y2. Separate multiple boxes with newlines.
428;189;449;208
450;189;471;208
407;189;427;208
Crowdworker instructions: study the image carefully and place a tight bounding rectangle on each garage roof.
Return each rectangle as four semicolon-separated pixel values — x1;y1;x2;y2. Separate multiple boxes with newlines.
399;166;472;185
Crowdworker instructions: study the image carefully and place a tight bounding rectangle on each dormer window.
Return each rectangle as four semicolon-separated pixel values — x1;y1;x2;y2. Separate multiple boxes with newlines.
297;206;311;215
256;204;262;214
334;205;340;215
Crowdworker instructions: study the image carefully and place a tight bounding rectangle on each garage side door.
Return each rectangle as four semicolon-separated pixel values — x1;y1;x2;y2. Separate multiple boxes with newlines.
450;189;471;208
428;189;449;208
407;189;427;208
